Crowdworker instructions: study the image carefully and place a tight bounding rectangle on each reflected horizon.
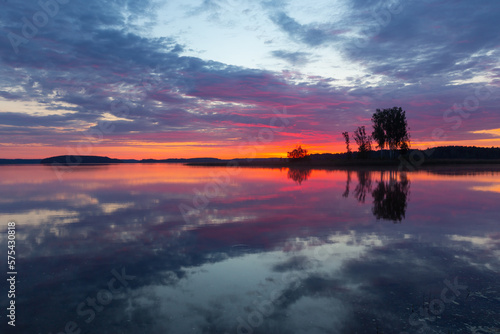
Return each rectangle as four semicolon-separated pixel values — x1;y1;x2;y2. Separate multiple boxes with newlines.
0;164;499;333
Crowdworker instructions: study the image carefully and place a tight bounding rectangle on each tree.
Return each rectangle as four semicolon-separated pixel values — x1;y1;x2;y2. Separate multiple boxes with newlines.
353;126;372;158
371;107;410;158
372;111;386;155
287;145;309;159
342;131;352;159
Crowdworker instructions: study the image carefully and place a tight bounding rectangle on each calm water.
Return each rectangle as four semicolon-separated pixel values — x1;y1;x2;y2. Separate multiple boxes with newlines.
0;164;499;334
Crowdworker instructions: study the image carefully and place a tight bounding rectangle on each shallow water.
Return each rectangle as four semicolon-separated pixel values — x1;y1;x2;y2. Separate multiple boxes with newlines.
0;164;499;333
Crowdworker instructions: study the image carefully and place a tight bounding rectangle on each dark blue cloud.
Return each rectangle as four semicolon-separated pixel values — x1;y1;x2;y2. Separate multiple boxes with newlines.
342;0;500;81
271;50;312;65
270;12;334;46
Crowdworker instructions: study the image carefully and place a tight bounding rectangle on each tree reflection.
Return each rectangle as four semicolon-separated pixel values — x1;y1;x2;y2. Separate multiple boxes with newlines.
353;171;372;203
342;170;352;198
371;172;410;222
287;168;312;184
342;170;411;222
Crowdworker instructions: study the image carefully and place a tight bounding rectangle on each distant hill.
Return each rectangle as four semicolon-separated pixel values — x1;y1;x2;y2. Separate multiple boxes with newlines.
0;159;41;165
139;158;224;163
40;155;122;165
39;156;226;165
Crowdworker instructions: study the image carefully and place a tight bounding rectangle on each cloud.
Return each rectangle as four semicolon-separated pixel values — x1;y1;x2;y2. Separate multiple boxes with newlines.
470;128;500;138
342;0;500;81
270;12;334;46
271;50;312;66
0;0;361;152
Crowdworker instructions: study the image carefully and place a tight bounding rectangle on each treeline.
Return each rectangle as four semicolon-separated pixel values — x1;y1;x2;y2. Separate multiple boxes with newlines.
421;146;500;160
302;145;500;162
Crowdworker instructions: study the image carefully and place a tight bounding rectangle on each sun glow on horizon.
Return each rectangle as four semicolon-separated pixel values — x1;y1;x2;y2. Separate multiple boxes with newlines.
2;140;500;160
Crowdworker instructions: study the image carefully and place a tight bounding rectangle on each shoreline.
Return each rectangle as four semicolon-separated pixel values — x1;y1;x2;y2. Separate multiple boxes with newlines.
185;159;500;170
2;159;500;169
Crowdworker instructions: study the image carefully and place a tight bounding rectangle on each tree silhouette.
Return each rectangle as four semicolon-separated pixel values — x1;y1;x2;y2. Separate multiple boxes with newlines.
353;126;372;158
371;172;410;222
372;112;386;156
342;131;352;159
371;107;410;158
287;145;309;160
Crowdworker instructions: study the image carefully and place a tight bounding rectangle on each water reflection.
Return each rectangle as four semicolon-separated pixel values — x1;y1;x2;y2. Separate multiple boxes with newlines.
340;170;410;222
342;170;351;198
372;172;410;222
353;170;372;203
287;168;312;184
0;164;499;334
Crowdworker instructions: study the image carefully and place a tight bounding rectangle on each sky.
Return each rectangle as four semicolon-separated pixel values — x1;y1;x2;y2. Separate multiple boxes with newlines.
1;0;500;159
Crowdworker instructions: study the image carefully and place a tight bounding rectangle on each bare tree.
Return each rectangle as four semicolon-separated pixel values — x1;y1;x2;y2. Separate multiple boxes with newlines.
353;126;372;158
342;131;352;159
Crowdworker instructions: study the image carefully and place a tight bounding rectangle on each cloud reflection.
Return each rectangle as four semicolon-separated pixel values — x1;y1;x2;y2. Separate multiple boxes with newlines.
0;164;499;333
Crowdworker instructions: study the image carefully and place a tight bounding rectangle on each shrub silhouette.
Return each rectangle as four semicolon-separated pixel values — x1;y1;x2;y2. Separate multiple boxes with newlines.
287;145;309;160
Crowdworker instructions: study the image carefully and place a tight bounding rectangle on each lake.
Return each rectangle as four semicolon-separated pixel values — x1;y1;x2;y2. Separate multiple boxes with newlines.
0;163;499;333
